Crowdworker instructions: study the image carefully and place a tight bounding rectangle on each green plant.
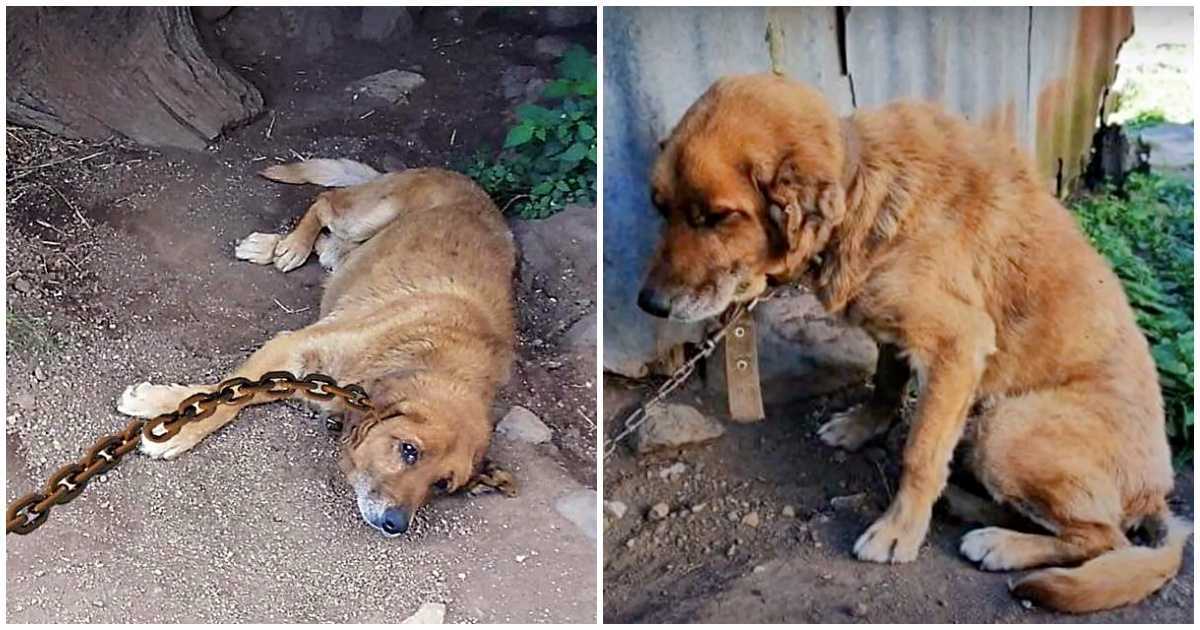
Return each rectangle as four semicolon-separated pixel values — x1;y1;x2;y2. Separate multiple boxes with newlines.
1070;173;1194;465
1123;109;1168;130
466;45;596;219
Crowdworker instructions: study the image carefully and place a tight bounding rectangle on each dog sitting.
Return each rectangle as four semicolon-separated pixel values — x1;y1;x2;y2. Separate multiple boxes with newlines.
639;74;1189;613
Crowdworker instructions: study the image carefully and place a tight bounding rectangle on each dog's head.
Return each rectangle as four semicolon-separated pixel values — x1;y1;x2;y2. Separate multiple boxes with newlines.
639;74;851;322
339;389;489;537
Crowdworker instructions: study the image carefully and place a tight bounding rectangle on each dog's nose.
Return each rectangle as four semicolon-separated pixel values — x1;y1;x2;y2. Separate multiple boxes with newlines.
637;288;671;318
380;506;411;535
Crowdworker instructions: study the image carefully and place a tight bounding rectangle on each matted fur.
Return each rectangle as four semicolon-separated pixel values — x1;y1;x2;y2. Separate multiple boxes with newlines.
118;160;515;536
640;74;1186;612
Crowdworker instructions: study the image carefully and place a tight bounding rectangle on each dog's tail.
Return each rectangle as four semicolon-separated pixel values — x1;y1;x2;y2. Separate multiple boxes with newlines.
259;158;381;187
1012;511;1192;613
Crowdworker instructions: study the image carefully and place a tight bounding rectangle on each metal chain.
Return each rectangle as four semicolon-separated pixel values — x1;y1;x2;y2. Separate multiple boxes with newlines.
6;371;372;535
603;294;770;460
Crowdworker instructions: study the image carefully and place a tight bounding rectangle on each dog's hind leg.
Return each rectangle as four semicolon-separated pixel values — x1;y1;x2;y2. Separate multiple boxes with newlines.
236;195;332;272
819;343;910;450
119;328;335;459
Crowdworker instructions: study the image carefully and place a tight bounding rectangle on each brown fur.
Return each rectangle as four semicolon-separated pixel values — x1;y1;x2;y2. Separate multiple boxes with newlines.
118;161;515;536
641;74;1185;612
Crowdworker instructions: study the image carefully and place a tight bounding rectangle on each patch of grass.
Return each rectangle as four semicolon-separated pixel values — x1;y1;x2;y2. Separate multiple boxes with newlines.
6;310;57;356
1070;173;1194;465
1122;109;1168;130
465;45;596;219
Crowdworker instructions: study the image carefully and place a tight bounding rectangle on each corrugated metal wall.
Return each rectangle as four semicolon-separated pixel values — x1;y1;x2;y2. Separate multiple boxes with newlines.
603;6;1132;376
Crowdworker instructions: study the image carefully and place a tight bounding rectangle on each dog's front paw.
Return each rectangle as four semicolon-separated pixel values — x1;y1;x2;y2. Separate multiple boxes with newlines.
139;425;205;460
854;509;928;564
118;382;200;418
272;233;313;272
235;232;282;265
818;404;892;451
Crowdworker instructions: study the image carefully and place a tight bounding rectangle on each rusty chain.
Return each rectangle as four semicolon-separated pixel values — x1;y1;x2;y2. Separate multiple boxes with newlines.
6;371;372;535
603;293;771;460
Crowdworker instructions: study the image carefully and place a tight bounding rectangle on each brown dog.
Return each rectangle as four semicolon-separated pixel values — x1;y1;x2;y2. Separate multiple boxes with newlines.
117;159;515;537
640;74;1189;613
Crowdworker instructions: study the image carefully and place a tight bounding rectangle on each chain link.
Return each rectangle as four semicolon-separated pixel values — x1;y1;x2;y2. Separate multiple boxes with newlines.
6;371;372;535
603;294;770;460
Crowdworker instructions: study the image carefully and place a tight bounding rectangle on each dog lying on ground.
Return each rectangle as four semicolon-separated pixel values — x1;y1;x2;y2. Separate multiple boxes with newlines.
117;159;516;537
638;74;1189;613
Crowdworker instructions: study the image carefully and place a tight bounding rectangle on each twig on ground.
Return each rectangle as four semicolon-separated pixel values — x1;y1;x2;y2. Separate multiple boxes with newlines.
575;407;595;429
50;186;90;228
450;129;457;146
359;110;376;120
273;298;311;315
501;194;530;214
265;111;277;139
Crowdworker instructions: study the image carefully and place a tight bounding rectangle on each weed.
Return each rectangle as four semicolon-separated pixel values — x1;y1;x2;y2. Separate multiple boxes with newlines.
1070;173;1194;465
466;45;596;219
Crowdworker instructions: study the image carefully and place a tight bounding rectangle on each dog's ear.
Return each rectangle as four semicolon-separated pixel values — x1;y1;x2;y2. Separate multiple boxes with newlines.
759;155;846;255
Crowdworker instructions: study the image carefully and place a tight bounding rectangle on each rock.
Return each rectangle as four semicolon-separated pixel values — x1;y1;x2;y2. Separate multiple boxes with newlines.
781;505;796;518
346;69;426;103
647;502;670;521
830;493;868;512
496;406;552;444
1137;123;1194;178
13;278;32;293
690;502;707;514
658;462;688;481
500;65;541;101
741;511;761;528
544;7;593;29
357;7;413;42
633;403;725;453
564;314;596;353
33;367;45;382
604;500;628;520
402;602;446;624
554;489;596;540
534;35;571;60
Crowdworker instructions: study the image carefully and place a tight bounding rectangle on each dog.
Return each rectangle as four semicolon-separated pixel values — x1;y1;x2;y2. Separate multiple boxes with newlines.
117;159;516;537
639;74;1189;613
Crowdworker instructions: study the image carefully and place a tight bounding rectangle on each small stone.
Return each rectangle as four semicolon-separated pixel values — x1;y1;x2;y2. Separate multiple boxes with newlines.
634;403;725;454
13;278;32;293
555;489;596;539
690;502;707;514
515;554;528;563
647;502;670;521
830;493;869;511
781;505;796;518
625;537;638;549
741;511;761;528
92;600;104;608
533;35;570;60
852;602;869;617
832;450;848;464
33;367;45;381
753;565;767;574
604;500;628;520
658;462;688;481
727;511;740;522
346;69;426;103
401;602;446;624
496;405;552;444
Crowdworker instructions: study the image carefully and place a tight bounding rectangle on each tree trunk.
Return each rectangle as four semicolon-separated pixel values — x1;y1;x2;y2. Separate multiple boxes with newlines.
7;7;262;150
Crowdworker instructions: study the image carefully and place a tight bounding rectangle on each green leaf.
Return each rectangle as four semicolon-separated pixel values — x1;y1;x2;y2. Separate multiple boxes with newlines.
557;142;588;165
577;123;595;141
503;124;534;148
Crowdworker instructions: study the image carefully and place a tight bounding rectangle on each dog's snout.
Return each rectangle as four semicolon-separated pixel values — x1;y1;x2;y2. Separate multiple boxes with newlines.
380;506;411;535
637;287;671;318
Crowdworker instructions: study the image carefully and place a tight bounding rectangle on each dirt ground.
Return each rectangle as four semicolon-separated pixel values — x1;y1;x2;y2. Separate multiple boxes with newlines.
6;10;596;623
603;377;1194;623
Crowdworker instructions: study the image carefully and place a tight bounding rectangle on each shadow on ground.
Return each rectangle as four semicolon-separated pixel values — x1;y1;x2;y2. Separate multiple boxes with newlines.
602;378;1194;623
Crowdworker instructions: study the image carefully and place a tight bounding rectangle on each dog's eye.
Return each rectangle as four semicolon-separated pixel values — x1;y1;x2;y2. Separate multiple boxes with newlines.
399;442;420;465
703;211;732;228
